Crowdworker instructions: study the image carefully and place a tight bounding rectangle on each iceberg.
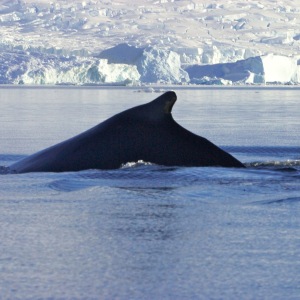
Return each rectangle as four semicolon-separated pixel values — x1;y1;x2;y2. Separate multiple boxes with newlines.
136;46;189;84
185;54;299;85
99;44;189;84
1;46;299;85
0;48;140;85
261;54;298;83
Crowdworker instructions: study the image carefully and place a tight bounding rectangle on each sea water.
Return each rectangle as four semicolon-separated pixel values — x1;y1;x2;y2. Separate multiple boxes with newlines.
0;86;299;300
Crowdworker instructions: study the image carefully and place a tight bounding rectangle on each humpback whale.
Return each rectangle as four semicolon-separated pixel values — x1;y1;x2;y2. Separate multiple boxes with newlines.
9;91;244;173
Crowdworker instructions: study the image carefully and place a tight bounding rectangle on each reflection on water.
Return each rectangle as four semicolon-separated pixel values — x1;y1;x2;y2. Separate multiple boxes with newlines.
113;201;180;241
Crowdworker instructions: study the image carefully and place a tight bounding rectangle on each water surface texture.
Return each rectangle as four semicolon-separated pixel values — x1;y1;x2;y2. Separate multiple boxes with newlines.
0;87;300;299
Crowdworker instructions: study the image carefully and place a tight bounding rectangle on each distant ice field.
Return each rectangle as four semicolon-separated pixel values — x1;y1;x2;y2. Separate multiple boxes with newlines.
1;0;300;85
0;87;299;300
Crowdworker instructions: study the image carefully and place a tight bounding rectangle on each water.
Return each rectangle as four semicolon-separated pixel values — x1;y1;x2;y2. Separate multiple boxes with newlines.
0;86;300;300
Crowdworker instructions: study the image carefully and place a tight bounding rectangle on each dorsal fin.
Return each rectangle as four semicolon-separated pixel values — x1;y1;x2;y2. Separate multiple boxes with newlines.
148;91;177;114
122;91;177;122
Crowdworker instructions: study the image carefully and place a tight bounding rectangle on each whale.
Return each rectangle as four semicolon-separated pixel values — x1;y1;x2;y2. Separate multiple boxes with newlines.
9;91;245;173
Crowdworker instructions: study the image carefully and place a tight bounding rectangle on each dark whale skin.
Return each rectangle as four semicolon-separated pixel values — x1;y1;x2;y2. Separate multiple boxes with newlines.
9;91;245;173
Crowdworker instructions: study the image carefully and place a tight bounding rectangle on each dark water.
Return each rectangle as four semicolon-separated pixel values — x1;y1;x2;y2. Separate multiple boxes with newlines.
0;87;300;299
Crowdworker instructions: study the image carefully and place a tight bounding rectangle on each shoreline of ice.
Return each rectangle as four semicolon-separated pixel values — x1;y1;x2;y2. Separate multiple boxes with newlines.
1;44;299;86
1;83;300;92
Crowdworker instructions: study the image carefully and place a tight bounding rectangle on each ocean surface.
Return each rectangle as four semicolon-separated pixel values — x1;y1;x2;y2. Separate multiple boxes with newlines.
0;86;299;300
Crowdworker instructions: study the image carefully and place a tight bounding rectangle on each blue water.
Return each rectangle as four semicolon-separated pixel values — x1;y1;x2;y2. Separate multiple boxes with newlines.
0;86;300;300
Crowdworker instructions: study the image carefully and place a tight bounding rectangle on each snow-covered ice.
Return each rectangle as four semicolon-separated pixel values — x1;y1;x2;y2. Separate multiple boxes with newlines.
0;0;300;85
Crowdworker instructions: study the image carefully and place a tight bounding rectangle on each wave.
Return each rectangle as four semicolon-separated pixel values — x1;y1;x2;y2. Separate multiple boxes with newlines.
254;197;300;205
245;159;300;171
2;159;299;176
225;146;300;155
48;179;96;192
120;158;300;171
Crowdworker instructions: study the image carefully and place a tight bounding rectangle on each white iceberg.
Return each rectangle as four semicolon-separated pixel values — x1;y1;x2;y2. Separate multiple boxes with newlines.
136;47;189;84
185;54;299;84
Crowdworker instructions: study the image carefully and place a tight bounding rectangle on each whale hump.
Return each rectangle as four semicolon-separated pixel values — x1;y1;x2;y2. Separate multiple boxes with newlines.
9;91;245;173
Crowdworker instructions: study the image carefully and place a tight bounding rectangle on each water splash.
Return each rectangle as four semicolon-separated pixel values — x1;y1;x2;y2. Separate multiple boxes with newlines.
121;160;154;169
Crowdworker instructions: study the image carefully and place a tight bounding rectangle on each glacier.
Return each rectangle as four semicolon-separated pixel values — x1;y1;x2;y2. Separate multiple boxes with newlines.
1;44;299;85
0;0;300;85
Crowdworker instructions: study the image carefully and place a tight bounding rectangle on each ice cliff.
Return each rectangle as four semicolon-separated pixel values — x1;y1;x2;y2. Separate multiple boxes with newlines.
186;54;300;85
0;0;300;85
1;43;299;85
